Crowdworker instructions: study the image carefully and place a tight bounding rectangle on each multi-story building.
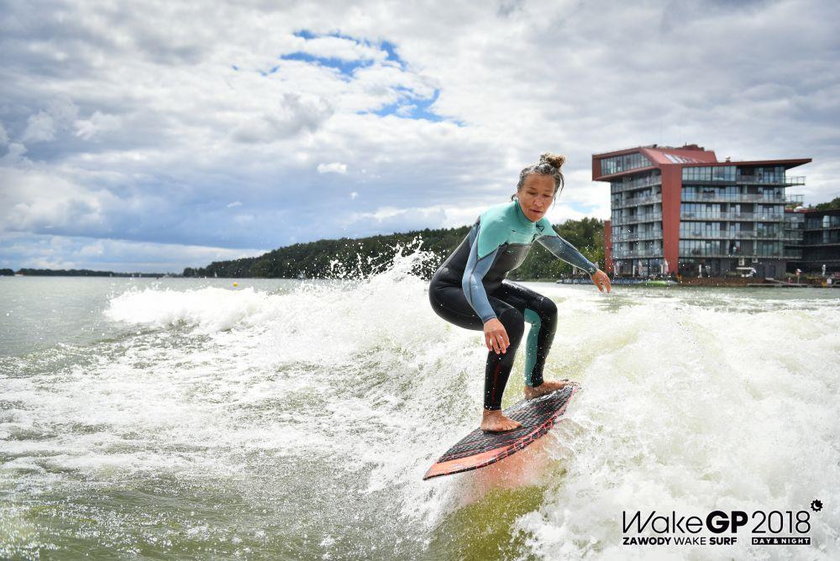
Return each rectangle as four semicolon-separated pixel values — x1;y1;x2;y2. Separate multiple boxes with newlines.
787;208;840;274
592;144;810;278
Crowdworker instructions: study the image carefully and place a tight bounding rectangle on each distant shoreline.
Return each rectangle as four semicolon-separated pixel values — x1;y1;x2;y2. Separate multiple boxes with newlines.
5;273;836;289
2;268;175;278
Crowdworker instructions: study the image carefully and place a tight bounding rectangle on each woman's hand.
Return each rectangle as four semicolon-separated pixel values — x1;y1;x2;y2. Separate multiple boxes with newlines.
591;269;612;293
483;318;510;354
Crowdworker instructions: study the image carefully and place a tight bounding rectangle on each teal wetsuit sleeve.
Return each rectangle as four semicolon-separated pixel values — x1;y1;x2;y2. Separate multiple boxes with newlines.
537;227;598;275
462;225;499;323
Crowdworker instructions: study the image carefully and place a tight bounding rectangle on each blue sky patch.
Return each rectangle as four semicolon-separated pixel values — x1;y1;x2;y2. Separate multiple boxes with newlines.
380;40;403;68
278;30;445;121
281;30;407;78
374;89;443;122
280;52;372;78
292;30;317;40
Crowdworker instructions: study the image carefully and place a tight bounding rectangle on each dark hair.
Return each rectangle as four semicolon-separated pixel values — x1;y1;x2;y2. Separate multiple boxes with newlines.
512;153;566;201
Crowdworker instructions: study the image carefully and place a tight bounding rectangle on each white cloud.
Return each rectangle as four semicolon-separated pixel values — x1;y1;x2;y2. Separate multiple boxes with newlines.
22;111;57;143
0;0;836;272
79;241;105;256
0;143;28;165
345;203;485;234
291;35;387;62
230;93;333;143
74;111;122;140
317;162;347;174
0;168;112;232
20;97;80;143
0;232;268;273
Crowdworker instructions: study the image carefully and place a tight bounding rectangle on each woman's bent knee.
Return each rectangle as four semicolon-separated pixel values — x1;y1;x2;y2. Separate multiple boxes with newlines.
538;295;557;319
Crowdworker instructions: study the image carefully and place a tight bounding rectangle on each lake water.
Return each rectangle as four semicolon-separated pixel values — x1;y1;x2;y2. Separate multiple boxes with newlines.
1;253;839;560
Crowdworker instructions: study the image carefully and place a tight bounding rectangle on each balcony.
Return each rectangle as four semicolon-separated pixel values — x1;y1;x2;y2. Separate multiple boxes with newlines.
679;231;802;241
684;175;805;186
611;175;662;193
681;194;792;203
736;175;805;186
613;231;663;241
679;249;788;258
804;223;840;232
615;213;663;225
614;194;662;209
681;212;783;222
613;250;663;258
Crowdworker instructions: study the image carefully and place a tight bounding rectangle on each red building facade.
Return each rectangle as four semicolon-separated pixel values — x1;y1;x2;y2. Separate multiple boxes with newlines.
592;144;810;278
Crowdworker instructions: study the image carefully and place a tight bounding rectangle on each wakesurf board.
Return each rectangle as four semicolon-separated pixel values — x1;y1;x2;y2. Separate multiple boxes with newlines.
423;383;579;480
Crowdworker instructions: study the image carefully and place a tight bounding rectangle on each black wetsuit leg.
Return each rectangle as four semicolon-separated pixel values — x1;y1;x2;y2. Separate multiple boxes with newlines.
429;280;556;410
492;283;558;388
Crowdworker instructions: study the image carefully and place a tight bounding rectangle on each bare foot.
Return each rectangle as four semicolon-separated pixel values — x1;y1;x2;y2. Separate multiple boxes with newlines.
480;409;522;432
524;380;570;400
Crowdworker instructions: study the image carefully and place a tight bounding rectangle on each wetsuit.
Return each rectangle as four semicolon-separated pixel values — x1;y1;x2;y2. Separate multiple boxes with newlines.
429;200;597;410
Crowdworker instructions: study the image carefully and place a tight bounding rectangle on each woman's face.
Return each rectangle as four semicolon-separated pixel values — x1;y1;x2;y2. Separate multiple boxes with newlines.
517;173;556;222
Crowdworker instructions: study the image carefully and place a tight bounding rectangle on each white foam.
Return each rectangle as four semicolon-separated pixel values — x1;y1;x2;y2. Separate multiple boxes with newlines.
512;292;840;560
2;251;839;559
105;286;276;333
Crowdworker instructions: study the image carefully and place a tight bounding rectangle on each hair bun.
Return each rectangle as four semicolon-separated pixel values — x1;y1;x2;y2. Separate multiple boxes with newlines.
540;153;566;168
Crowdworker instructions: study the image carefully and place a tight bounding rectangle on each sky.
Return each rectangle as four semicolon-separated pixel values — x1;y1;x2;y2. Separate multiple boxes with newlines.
1;0;839;273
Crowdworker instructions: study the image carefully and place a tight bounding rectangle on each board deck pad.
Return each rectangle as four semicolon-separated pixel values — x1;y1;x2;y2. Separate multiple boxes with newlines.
423;383;579;480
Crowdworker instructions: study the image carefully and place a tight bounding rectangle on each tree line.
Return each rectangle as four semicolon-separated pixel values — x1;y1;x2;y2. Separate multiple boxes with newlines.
812;197;840;211
9;269;166;277
183;217;605;280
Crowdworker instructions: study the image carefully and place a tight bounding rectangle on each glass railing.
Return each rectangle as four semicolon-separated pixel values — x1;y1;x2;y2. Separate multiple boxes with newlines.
783;220;805;229
682;174;805;185
611;175;662;193
615;195;662;208
613;250;663;258
735;175;805;185
685;175;805;185
617;213;663;224
613;231;663;241
681;194;791;203
679;249;786;258
681;212;783;221
804;222;840;231
679;232;802;241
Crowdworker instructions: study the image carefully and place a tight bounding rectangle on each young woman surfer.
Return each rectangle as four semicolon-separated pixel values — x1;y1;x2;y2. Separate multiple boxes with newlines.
429;153;611;432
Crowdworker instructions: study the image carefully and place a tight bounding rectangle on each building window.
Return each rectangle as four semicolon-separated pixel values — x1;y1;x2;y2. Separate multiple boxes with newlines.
600;152;653;176
679;239;724;257
738;166;784;183
756;223;779;238
680;222;721;237
682;166;735;182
